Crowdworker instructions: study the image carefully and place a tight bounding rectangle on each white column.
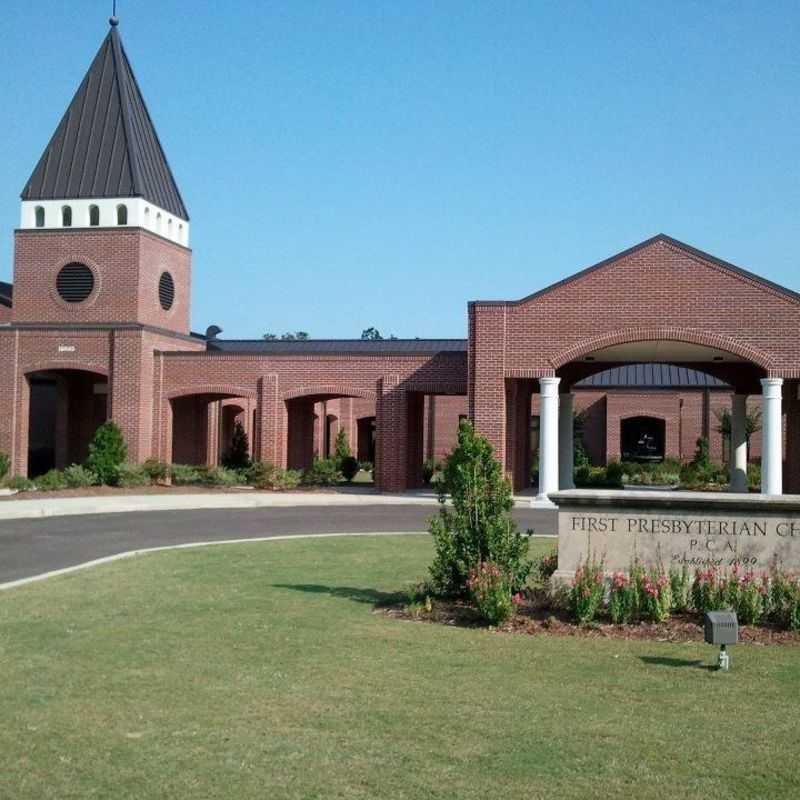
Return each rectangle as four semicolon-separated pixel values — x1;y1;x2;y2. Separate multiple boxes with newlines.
559;392;575;490
536;377;560;504
761;378;783;496
728;394;748;493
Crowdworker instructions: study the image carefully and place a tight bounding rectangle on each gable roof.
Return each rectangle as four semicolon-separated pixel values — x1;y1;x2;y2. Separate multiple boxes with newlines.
21;22;188;220
470;234;800;307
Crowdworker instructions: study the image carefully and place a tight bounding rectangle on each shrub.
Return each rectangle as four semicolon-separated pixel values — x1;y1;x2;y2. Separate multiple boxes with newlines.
691;568;725;613
4;475;35;491
86;422;128;486
35;469;67;491
221;421;251;471
723;567;767;625
359;461;373;474
63;463;98;488
245;462;301;490
116;463;151;488
203;466;242;487
605;460;624;488
569;553;604;624
637;569;672;623
768;569;800;630
0;452;10;481
669;566;692;613
533;549;558;582
748;462;761;492
332;429;351;466
422;458;440;485
142;458;169;482
340;455;360;482
467;562;514;626
301;458;343;487
428;420;531;596
608;572;635;624
170;464;203;486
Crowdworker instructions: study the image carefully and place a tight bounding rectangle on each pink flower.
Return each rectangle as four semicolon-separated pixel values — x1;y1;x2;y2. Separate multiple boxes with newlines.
512;592;524;606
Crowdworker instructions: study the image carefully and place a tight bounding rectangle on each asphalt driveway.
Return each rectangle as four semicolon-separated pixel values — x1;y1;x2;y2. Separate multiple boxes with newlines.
0;505;555;585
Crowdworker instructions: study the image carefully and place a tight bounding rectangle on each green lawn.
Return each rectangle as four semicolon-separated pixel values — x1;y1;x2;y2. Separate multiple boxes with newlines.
1;534;798;800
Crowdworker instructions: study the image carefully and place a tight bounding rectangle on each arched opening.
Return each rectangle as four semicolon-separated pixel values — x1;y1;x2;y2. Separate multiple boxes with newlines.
116;204;128;225
61;206;72;227
155;212;162;234
35;206;45;227
512;336;774;497
26;369;108;477
89;204;100;226
169;391;254;467
324;414;338;458
357;416;376;464
621;416;666;462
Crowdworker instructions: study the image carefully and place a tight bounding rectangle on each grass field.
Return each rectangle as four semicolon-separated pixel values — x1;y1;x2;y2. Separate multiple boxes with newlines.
1;534;798;799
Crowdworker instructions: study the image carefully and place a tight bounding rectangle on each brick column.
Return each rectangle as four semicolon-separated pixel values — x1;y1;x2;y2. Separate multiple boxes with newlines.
406;392;425;489
256;375;285;467
376;375;409;492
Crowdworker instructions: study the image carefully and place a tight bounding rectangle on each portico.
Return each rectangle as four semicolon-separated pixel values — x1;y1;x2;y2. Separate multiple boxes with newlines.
469;235;800;503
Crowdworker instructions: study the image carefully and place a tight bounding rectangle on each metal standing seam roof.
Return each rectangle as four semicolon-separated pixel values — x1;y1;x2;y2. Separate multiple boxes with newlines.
21;22;188;220
575;364;729;389
205;339;469;355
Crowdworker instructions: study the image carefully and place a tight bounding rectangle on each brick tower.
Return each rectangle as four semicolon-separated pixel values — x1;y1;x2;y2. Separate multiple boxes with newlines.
1;17;202;477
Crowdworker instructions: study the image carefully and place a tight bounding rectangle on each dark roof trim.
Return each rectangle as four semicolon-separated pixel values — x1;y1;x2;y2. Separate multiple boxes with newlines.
469;234;800;307
206;338;468;355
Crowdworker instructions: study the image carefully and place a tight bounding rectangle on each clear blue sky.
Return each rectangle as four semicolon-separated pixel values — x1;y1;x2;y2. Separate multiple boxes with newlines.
1;1;797;339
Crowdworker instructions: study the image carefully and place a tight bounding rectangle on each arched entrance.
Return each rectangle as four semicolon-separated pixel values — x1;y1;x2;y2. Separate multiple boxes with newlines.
620;416;666;462
26;368;108;477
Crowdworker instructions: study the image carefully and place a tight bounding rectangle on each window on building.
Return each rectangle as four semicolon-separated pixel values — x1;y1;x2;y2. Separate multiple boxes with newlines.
35;206;45;227
61;206;72;227
116;204;128;225
156;212;162;233
89;205;100;226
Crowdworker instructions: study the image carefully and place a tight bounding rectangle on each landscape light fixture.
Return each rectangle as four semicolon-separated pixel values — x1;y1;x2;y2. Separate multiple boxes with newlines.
704;610;738;671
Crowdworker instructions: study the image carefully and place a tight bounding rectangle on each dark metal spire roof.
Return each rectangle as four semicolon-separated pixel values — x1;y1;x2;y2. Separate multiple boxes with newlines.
21;22;188;220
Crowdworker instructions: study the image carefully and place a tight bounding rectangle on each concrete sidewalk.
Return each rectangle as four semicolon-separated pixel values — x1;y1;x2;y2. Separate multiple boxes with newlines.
0;489;446;521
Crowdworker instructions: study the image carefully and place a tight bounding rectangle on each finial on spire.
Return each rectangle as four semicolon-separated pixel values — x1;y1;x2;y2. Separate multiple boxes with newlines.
109;0;119;26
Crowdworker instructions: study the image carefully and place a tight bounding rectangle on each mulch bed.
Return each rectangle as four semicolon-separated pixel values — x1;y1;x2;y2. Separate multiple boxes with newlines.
379;597;800;645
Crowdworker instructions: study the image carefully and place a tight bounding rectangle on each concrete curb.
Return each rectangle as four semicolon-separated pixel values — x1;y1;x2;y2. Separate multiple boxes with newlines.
0;531;427;591
0;490;537;521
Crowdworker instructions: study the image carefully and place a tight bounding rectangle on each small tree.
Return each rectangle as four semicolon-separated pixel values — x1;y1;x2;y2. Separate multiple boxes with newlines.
222;421;250;470
86;421;127;485
715;406;762;462
332;429;351;466
428;420;532;596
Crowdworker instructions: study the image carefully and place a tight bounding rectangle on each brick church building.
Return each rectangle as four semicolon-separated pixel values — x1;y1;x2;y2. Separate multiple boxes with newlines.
2;20;799;500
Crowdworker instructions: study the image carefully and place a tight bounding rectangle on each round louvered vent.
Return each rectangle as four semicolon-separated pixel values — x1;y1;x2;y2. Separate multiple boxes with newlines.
159;271;175;310
56;263;94;303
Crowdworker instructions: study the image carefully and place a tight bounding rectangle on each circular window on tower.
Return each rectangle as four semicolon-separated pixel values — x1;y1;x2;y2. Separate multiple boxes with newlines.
158;271;175;311
56;263;95;303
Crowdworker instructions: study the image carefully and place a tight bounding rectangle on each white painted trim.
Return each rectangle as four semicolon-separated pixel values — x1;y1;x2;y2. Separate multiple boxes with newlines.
20;197;189;246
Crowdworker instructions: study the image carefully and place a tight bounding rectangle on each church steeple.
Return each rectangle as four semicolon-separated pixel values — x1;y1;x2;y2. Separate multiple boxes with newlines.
20;19;188;241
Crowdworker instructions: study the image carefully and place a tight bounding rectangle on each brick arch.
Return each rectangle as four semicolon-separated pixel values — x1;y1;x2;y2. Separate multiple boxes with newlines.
24;362;109;378
281;385;377;402
550;327;773;371
166;384;257;401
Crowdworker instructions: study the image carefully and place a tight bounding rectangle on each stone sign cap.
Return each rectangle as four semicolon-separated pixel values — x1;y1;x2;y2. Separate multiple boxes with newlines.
704;611;738;646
